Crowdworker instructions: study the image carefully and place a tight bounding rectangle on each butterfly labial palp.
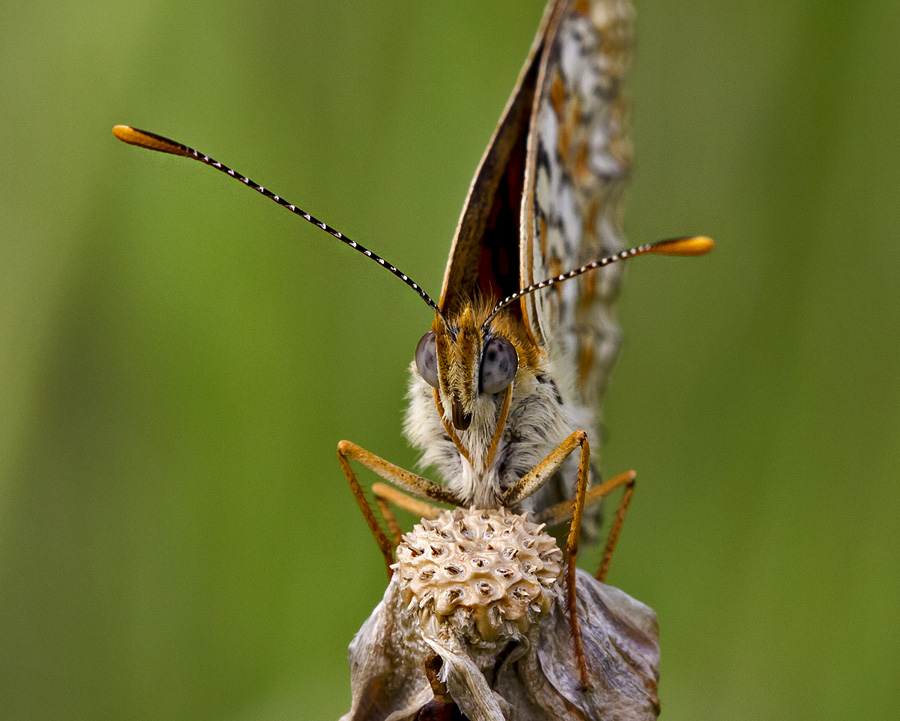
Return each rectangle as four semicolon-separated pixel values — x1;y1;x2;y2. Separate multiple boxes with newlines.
113;0;712;694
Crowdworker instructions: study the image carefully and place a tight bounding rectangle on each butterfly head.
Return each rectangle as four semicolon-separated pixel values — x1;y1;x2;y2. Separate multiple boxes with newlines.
411;234;715;437
414;304;523;433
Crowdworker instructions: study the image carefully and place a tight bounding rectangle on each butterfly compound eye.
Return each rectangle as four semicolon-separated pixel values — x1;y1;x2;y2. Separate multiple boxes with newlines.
480;337;518;395
415;331;440;389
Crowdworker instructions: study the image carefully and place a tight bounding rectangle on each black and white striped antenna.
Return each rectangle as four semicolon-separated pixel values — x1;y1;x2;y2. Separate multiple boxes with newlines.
113;125;441;315
482;236;714;330
114;126;713;331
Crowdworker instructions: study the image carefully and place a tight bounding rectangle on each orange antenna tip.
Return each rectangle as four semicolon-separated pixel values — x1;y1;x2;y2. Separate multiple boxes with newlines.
112;125;192;158
648;236;715;257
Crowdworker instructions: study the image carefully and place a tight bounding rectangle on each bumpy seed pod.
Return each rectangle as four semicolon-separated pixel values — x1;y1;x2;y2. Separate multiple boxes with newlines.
395;507;563;643
344;532;660;721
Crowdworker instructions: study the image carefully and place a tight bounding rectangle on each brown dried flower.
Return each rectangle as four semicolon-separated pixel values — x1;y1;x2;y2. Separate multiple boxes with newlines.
341;509;660;721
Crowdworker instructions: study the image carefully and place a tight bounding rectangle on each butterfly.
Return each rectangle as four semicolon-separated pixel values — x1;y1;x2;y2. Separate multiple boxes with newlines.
113;0;711;694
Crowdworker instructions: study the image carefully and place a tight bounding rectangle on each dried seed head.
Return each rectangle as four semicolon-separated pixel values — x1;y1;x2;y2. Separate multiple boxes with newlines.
394;507;562;642
346;567;661;721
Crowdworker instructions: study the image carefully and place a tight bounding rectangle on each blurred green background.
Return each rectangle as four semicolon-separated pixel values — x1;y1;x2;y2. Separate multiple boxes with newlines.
2;1;899;719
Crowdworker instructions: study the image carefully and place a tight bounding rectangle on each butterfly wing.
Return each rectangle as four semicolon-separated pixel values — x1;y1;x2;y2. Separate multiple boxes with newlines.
431;0;634;516
521;0;634;445
440;0;633;420
439;2;556;314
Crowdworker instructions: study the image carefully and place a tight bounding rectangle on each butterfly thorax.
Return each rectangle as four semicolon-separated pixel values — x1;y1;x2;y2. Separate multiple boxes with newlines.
404;301;585;509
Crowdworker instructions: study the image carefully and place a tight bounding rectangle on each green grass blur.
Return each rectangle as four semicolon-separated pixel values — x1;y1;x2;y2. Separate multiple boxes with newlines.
2;1;899;719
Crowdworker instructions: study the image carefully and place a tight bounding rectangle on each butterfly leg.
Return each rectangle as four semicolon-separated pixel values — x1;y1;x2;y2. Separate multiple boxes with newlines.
371;482;442;547
534;469;637;583
593;471;636;583
337;440;461;577
500;430;592;690
372;485;403;548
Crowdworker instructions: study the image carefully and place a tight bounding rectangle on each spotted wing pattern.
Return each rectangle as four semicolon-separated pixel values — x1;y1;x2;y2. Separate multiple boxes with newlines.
522;0;635;445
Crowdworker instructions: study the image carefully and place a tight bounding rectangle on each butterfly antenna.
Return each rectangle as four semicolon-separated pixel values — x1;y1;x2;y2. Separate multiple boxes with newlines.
113;125;441;314
483;236;714;329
